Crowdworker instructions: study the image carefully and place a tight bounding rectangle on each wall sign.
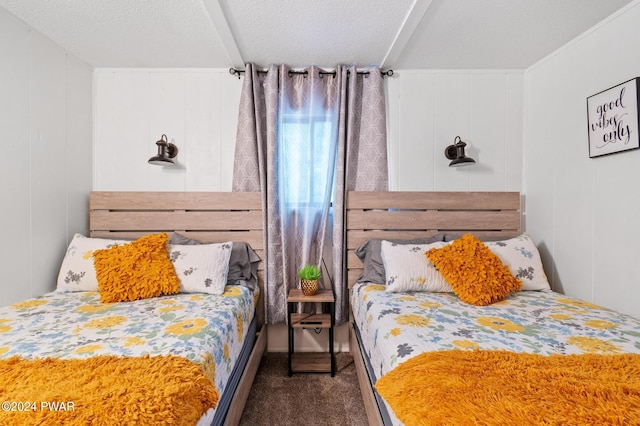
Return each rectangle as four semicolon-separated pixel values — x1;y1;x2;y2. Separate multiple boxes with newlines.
587;77;640;158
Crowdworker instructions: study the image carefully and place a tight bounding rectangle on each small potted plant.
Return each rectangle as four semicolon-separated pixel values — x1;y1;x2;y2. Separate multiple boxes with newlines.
298;264;321;296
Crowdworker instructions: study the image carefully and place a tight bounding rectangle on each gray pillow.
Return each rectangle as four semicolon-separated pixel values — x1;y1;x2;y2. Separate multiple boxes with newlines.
170;233;261;290
355;233;446;284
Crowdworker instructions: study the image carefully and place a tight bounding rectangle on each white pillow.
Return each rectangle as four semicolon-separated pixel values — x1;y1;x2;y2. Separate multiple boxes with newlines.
57;234;128;292
484;234;550;291
380;240;452;292
58;235;234;296
169;242;233;295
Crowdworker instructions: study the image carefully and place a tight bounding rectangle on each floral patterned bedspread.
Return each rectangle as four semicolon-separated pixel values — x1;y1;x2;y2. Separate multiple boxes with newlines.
351;283;640;382
0;285;257;405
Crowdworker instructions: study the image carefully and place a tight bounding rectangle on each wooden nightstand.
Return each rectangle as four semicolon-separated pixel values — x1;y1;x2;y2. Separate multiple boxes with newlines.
287;288;335;376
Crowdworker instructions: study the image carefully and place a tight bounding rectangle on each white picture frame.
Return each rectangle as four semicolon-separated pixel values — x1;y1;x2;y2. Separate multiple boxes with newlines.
587;77;640;158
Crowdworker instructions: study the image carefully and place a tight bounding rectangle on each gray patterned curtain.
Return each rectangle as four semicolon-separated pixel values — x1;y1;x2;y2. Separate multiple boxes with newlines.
233;63;387;325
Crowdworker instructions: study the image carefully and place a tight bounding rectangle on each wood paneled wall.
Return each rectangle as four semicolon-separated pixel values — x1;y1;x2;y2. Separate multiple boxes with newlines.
524;1;640;318
386;70;524;192
94;69;242;192
94;69;523;195
0;9;92;306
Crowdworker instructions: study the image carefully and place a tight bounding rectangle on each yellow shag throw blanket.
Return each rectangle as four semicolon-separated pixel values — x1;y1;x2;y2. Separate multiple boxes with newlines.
375;350;640;425
0;355;219;426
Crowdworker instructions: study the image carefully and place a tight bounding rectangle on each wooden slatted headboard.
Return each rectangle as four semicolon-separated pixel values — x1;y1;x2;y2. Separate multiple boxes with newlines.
89;191;264;323
346;191;522;288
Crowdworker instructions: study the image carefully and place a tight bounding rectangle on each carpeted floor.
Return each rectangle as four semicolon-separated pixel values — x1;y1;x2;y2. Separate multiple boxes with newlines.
239;352;368;426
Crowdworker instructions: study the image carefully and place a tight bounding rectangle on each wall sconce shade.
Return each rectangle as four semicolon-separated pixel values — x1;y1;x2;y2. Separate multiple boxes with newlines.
445;136;476;167
148;134;178;165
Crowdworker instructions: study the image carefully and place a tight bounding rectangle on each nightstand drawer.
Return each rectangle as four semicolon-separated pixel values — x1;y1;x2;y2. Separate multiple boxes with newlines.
290;313;331;328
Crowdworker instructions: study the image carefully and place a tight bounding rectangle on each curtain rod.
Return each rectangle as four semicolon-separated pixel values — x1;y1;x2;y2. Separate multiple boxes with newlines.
228;67;393;79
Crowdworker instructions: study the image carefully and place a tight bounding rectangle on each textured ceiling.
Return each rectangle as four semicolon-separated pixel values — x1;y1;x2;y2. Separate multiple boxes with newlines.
218;0;415;69
396;0;636;69
0;0;635;69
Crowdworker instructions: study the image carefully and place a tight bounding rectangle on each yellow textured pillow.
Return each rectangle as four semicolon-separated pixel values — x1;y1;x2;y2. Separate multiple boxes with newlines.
424;234;522;306
93;233;180;303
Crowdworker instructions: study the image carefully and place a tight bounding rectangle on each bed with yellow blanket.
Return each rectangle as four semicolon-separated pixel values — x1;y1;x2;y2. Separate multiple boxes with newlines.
346;191;640;426
0;287;256;425
0;192;267;426
352;283;640;425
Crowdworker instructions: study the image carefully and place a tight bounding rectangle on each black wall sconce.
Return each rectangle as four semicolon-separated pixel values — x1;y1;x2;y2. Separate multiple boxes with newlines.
445;136;476;167
148;134;178;165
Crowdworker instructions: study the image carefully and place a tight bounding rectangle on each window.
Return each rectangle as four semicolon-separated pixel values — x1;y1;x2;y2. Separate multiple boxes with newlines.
278;111;338;208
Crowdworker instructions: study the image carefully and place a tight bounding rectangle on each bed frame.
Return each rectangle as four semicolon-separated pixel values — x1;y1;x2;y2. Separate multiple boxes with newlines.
89;191;266;426
346;191;522;425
